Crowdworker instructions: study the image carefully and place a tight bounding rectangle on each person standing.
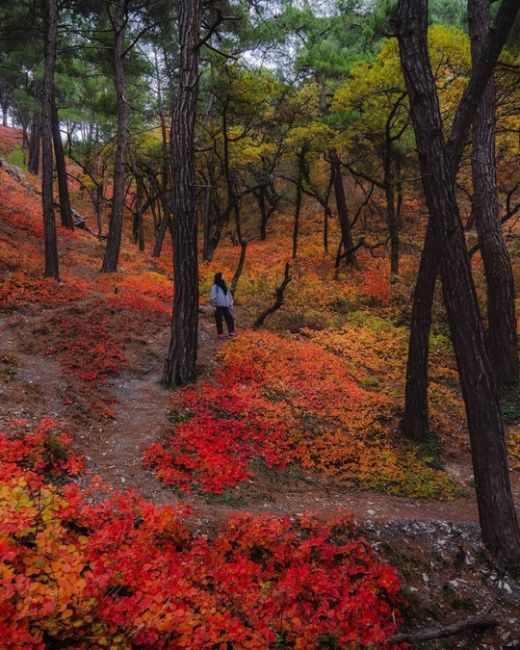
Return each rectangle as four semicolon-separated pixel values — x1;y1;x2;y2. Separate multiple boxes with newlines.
210;272;236;339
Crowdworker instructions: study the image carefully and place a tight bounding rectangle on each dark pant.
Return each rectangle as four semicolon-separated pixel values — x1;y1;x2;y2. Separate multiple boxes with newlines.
214;307;234;335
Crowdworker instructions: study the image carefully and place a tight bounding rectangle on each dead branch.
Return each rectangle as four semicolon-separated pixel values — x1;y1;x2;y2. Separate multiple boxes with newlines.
468;202;520;258
389;605;498;644
253;262;291;330
335;236;390;272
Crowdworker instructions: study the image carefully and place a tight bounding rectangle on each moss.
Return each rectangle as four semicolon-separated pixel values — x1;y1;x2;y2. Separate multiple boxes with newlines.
0;354;17;383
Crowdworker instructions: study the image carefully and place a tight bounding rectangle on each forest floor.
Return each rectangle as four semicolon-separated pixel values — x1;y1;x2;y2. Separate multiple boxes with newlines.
2;260;520;649
1;129;520;647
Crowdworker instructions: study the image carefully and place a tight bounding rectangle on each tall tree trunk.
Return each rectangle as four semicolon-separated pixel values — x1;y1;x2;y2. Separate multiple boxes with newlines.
95;182;104;239
402;0;520;441
2;104;7;127
152;212;170;258
257;185;268;240
28;112;41;175
101;1;128;273
163;0;200;386
51;98;73;230
384;139;399;282
230;198;247;295
292;144;306;259
402;224;438;440
40;0;59;280
469;0;518;390
398;0;520;564
259;182;278;241
331;152;356;268
133;175;145;251
153;47;173;260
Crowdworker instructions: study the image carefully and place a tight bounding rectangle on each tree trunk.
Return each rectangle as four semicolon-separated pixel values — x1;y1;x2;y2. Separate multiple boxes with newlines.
163;0;200;386
398;0;520;564
40;0;59;280
402;0;520;441
51;98;73;230
101;0;128;273
292;145;306;259
331;152;356;268
154;47;173;259
95;182;104;239
402;224;437;440
384;138;399;282
133;176;145;251
257;185;268;240
2;103;7;127
152;212;170;258
469;0;518;390
28;112;41;175
323;205;331;255
259;182;278;241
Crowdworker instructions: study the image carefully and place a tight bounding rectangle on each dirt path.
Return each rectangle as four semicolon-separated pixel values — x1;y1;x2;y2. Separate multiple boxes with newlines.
1;304;520;531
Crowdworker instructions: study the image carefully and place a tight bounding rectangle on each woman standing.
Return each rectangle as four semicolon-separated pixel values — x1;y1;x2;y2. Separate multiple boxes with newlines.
210;272;236;339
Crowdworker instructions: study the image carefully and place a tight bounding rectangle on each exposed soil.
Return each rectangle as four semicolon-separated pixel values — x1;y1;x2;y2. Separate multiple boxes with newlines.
1;164;519;647
1;301;520;648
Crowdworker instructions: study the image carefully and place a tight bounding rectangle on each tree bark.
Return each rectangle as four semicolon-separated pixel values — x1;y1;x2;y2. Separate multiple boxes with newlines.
401;224;437;441
28;112;41;175
384;111;400;282
253;263;292;329
152;212;170;258
101;0;128;273
331;152;356;268
402;0;520;440
163;0;200;386
40;0;59;280
469;0;518;390
133;175;145;251
258;182;279;241
398;0;520;564
51;98;73;230
292;144;306;259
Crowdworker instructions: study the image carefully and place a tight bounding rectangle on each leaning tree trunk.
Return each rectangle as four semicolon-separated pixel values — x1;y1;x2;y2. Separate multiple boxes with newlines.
402;0;520;441
40;0;59;279
101;0;128;273
163;0;200;386
398;0;520;564
51;98;73;230
469;0;518;390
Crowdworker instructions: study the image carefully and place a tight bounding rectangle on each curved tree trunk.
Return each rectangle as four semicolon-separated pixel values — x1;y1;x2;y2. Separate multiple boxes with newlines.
101;0;128;273
398;0;520;564
402;0;520;440
163;0;200;386
469;0;518;390
40;0;59;279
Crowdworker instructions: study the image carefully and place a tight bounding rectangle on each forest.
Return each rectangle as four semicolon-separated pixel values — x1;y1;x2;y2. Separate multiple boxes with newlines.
0;0;519;647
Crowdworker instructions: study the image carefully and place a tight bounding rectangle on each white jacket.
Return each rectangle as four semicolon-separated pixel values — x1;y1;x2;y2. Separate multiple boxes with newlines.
210;284;233;309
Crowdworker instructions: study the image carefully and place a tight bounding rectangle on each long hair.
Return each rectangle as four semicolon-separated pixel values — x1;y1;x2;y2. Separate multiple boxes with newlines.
214;272;228;295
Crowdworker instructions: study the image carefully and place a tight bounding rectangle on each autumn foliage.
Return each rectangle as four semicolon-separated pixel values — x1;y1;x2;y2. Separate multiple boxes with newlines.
146;331;457;498
0;420;407;649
